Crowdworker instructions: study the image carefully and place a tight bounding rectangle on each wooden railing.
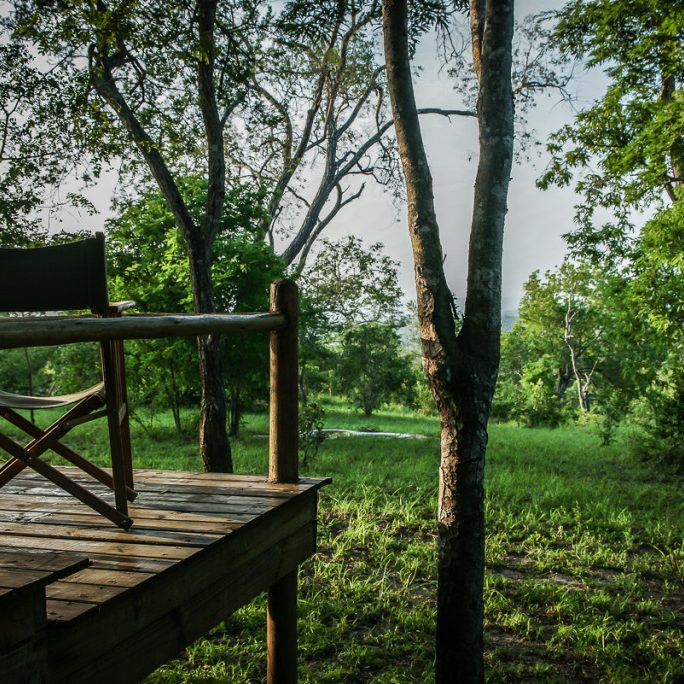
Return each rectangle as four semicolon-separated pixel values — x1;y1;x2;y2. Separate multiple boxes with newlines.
0;278;300;683
0;311;287;349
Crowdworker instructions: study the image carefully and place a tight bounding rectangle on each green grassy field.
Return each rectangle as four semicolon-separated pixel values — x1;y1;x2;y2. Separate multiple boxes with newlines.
5;405;682;682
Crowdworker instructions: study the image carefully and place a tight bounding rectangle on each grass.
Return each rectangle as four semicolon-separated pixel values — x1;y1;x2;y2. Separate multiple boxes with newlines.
4;404;682;682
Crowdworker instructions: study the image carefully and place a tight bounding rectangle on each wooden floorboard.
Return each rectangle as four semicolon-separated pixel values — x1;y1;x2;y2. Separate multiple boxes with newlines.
0;466;329;683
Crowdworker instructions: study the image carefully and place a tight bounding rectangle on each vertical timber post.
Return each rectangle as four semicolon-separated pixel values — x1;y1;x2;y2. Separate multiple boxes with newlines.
267;279;299;684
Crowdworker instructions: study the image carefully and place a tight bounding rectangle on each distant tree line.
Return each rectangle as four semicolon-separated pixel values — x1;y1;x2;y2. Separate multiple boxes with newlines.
0;199;420;434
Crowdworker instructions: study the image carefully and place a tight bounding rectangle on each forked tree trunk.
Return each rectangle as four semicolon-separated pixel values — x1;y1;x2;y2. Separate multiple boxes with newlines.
90;20;232;473
187;237;232;473
383;1;514;681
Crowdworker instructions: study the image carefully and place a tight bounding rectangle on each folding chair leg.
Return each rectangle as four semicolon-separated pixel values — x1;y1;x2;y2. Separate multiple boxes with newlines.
0;457;25;487
101;340;130;515
114;340;134;491
0;432;132;529
0;403;136;501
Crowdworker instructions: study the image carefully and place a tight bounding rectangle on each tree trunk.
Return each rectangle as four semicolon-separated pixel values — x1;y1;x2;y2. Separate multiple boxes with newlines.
187;237;232;473
166;366;182;434
89;18;232;472
299;364;308;405
229;383;241;438
557;365;572;401
383;1;514;681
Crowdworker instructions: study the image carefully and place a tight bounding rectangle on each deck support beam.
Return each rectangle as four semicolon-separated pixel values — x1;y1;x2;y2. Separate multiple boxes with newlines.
267;571;298;684
268;279;299;684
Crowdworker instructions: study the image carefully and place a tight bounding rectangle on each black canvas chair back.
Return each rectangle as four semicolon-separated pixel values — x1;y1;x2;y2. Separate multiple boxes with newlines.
0;234;109;313
0;233;136;529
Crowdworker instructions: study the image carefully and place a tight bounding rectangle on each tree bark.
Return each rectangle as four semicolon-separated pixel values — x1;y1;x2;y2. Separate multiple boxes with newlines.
89;1;232;473
187;235;232;473
383;0;514;681
166;366;182;434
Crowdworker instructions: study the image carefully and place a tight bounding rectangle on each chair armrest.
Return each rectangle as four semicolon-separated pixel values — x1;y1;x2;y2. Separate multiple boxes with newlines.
107;301;136;314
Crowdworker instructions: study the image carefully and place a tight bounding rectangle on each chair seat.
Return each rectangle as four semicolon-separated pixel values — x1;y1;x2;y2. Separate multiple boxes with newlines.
0;382;105;410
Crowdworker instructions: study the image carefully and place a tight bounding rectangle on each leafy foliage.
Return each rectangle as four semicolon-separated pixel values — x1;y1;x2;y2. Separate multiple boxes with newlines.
539;0;684;256
299;236;407;330
106;177;283;432
530;0;683;463
298;236;414;414
335;322;415;416
298;400;327;468
495;249;683;461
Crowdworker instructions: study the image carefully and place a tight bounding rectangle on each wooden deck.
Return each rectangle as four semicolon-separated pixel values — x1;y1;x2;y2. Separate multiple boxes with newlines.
0;466;329;683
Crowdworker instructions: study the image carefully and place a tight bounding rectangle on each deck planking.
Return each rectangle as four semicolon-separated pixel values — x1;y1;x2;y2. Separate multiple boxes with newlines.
0;466;329;683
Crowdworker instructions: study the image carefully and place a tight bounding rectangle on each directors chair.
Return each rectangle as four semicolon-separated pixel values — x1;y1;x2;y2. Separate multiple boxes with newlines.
0;233;136;529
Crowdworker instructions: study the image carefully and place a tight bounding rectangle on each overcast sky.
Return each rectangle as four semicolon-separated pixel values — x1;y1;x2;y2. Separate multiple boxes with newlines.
317;0;606;312
57;0;606;313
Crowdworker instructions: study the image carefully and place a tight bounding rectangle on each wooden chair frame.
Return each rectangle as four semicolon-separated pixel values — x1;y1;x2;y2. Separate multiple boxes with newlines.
0;234;136;529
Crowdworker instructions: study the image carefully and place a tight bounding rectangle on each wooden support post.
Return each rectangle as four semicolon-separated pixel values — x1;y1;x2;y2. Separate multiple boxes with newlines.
267;571;298;684
100;339;129;516
269;279;299;484
267;279;299;684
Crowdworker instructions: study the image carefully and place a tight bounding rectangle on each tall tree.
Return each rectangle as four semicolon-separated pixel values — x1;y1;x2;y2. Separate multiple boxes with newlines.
383;0;514;681
106;177;282;436
539;0;684;462
2;0;468;469
539;0;684;256
237;1;476;271
4;0;270;471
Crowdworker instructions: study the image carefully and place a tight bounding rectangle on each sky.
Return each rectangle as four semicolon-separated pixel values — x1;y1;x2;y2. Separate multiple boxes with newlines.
57;0;606;313
315;0;606;312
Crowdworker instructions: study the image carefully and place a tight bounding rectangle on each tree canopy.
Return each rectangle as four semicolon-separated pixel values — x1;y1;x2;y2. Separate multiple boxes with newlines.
539;0;684;256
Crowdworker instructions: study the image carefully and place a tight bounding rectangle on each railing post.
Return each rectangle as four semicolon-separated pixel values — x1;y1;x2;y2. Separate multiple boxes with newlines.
267;278;299;684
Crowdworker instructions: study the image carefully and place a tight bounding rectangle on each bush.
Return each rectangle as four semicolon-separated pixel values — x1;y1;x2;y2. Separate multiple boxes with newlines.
512;357;564;428
629;350;684;468
299;401;327;468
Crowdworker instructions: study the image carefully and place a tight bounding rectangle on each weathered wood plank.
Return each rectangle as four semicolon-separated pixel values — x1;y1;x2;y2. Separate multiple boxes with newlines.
0;586;48;683
12;469;303;496
46;581;127;604
0;497;250;525
0;508;240;534
0;535;196;561
0;312;287;349
59;468;329;490
0;494;269;519
0;638;48;684
2;484;284;513
57;567;154;588
0;568;53;589
0;550;89;576
46;599;96;622
76;555;174;574
50;521;316;684
0;521;220;547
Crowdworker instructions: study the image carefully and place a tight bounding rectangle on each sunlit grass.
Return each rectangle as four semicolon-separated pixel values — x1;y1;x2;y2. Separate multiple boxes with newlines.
2;403;682;681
